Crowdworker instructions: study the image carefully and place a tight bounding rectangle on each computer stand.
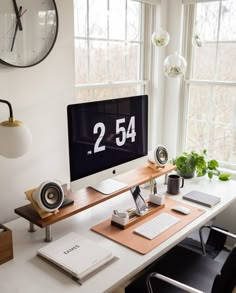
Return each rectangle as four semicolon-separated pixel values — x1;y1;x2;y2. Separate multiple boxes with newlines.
90;178;128;195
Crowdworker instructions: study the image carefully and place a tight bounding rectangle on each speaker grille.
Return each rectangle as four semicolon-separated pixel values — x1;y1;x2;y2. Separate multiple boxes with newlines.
41;183;64;210
155;146;168;166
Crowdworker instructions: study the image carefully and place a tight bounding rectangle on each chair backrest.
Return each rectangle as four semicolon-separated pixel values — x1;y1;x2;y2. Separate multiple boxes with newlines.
211;245;236;293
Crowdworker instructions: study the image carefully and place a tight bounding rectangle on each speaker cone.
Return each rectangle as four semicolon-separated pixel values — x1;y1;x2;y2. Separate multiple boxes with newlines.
148;145;168;167
32;180;64;212
155;145;168;166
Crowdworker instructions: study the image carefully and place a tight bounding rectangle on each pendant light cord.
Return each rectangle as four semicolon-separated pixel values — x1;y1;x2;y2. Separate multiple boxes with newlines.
0;99;13;119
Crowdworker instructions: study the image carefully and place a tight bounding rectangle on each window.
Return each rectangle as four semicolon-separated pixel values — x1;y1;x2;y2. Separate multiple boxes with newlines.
183;0;236;168
74;0;151;102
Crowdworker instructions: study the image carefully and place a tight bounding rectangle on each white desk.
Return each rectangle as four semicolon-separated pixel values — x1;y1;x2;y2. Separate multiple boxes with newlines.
1;177;236;293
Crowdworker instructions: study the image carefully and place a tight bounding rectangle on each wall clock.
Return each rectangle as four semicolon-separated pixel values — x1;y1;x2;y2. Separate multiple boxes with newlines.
0;0;58;68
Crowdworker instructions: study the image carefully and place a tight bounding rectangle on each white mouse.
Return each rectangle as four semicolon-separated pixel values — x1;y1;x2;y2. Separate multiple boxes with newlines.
171;205;190;215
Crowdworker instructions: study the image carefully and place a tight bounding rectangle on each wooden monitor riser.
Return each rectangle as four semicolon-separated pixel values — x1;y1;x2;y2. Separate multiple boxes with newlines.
14;164;176;230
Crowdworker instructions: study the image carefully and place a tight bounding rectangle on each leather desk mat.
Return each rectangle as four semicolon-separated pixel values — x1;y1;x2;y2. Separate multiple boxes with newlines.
91;197;206;254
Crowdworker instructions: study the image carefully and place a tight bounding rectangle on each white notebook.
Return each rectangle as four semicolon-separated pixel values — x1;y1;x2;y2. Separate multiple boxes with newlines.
37;232;117;282
183;190;221;208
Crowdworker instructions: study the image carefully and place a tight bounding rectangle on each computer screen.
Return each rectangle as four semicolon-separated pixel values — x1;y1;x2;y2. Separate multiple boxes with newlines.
67;95;148;194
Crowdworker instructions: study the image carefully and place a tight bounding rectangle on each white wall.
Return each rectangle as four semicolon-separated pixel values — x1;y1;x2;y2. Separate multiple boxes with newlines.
161;0;183;160
0;0;75;223
150;2;167;148
151;0;184;157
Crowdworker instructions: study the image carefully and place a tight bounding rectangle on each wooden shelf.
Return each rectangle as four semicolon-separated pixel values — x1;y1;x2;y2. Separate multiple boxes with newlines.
14;164;176;228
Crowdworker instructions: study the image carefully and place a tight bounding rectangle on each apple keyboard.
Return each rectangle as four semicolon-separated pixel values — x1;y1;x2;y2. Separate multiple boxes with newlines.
134;212;181;240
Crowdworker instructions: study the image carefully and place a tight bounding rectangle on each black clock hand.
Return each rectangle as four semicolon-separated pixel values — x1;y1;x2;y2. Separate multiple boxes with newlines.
11;6;22;51
12;0;23;31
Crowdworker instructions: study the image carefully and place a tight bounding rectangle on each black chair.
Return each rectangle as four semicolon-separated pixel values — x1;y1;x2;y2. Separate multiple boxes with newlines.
125;227;236;293
179;225;228;259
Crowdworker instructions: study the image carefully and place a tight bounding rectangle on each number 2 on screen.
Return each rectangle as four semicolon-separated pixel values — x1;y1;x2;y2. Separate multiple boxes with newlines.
93;116;136;153
94;122;106;153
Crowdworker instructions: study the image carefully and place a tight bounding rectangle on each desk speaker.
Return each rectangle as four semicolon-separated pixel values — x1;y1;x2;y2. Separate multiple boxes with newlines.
32;180;64;212
148;145;168;167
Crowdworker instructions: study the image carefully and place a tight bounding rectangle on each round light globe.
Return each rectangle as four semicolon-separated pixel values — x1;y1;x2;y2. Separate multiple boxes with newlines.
0;121;32;158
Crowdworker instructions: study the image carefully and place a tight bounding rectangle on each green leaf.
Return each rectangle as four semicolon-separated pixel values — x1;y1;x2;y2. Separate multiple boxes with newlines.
195;156;207;169
203;149;207;156
196;168;206;177
218;173;231;181
208;171;213;179
208;159;219;170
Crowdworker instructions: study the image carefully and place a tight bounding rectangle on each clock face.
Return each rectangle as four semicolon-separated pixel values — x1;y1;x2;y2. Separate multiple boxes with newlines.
0;0;58;67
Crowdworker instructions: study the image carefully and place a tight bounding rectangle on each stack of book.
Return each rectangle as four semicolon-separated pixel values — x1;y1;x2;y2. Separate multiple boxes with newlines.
37;232;118;283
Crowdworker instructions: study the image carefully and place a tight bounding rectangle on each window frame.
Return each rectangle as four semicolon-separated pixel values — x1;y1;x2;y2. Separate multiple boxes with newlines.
74;0;153;100
179;1;236;169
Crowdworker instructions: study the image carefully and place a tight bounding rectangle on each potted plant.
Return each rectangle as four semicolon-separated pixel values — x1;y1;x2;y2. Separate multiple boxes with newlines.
172;150;231;181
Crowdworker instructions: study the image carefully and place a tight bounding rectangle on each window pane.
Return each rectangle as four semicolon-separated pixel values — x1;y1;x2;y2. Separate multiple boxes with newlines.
94;87;113;100
74;0;87;37
184;0;236;167
188;85;211;121
127;1;141;42
186;85;236;164
74;0;145;102
219;0;236;41
75;88;94;101
185;120;210;153
193;0;236;81
212;86;235;124
113;86;140;98
126;43;141;80
186;85;211;152
75;39;88;84
217;43;236;81
232;131;236;164
192;44;217;80
209;124;232;162
89;0;107;38
89;41;108;83
195;2;220;42
109;0;126;40
108;42;125;81
75;86;141;103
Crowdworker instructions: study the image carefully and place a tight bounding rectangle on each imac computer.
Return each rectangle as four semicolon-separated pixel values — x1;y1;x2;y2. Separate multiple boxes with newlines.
67;95;148;194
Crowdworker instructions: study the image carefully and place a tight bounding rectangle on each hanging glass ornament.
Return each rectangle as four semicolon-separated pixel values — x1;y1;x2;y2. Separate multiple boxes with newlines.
163;51;187;78
192;32;203;48
192;21;204;48
151;28;170;48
